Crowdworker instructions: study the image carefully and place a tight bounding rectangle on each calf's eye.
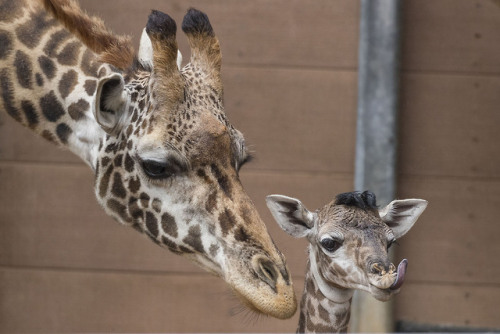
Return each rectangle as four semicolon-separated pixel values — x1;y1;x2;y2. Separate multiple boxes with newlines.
320;237;342;253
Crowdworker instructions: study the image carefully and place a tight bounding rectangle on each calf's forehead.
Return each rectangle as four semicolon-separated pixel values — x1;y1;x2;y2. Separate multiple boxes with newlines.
317;205;388;234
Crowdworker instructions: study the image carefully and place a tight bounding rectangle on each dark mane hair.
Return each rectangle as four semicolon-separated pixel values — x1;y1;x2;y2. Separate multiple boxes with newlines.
41;0;135;70
335;191;378;210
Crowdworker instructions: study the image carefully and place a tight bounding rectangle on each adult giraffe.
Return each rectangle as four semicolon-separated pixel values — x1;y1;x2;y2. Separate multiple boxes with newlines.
0;0;296;318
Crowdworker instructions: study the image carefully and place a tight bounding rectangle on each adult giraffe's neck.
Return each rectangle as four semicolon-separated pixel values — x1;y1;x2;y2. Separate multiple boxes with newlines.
297;251;354;333
0;0;114;169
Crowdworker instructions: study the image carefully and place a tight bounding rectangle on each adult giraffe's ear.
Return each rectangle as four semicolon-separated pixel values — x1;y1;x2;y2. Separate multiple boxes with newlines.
266;195;316;238
94;73;130;135
379;199;428;238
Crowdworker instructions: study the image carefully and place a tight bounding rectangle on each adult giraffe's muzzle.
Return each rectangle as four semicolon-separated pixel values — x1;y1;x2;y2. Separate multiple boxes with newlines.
220;246;297;319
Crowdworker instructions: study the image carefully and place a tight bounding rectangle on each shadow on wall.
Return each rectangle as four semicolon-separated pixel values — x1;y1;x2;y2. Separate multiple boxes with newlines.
397;320;500;333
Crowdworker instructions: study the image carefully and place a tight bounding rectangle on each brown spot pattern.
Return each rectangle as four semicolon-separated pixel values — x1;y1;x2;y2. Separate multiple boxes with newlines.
81;49;99;77
14;50;32;89
68;99;89;121
43;29;71;57
84;79;97;95
56;123;72;144
57;41;81;66
59;69;78;99
40;90;65;122
161;212;178;238
234;226;250;242
16;10;55;48
317;303;330;323
139;192;150;208
107;198;130;223
128;176;141;193
152;198;162;213
145;211;159;238
21;100;38;128
38;55;56;80
333;263;348;277
218;209;237;236
209;244;219;257
307;299;316;318
0;0;25;22
162;236;181;254
210;163;232;197
99;165;113;197
113;154;123;167
124;153;134;172
205;191;217;213
183;225;204;254
0;30;13;59
0;69;21;122
111;172;127;198
35;73;43;86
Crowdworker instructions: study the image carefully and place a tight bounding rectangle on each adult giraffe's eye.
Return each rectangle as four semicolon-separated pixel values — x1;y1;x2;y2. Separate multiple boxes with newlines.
320;237;342;253
139;155;188;180
142;160;173;179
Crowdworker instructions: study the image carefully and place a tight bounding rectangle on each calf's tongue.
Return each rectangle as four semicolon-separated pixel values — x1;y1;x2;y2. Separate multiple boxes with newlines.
390;259;408;290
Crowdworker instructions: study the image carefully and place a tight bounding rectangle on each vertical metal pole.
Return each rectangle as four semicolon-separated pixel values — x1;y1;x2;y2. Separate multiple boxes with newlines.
351;0;402;332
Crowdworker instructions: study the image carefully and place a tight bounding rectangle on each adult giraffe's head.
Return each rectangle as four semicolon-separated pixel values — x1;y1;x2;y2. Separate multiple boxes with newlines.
57;6;296;318
267;191;427;302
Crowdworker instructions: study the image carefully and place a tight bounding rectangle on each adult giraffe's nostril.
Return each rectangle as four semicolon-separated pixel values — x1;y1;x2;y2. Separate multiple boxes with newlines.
252;256;279;291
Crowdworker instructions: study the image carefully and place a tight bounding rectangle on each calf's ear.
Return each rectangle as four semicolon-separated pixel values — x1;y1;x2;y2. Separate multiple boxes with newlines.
266;195;316;238
379;199;428;238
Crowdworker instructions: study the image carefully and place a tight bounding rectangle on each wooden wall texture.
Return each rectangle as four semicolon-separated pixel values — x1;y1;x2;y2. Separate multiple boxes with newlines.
0;0;499;332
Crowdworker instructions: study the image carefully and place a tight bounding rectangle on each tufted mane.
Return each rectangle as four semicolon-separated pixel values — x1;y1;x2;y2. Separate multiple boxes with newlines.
335;191;378;211
39;0;135;69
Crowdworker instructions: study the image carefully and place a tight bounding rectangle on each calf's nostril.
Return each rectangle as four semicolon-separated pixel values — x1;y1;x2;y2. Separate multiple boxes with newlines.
370;262;382;275
370;262;390;276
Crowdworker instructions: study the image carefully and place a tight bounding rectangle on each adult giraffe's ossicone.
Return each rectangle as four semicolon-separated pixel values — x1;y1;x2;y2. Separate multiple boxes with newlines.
0;0;296;319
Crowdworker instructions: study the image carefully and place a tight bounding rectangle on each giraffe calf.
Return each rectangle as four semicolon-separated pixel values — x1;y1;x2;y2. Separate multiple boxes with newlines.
266;191;427;333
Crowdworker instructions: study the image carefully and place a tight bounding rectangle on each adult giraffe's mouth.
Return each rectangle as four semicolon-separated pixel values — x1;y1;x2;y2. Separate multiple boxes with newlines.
390;259;408;290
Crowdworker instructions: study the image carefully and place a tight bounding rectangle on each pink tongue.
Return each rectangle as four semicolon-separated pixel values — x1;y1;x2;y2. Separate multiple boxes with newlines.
390;259;408;290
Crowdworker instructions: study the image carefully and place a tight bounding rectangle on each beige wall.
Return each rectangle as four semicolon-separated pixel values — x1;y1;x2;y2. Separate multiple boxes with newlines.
396;1;500;329
0;0;499;332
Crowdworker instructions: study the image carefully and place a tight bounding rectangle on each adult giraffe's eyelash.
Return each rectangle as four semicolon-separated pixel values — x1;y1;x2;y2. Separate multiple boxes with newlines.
235;153;254;172
240;153;254;167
